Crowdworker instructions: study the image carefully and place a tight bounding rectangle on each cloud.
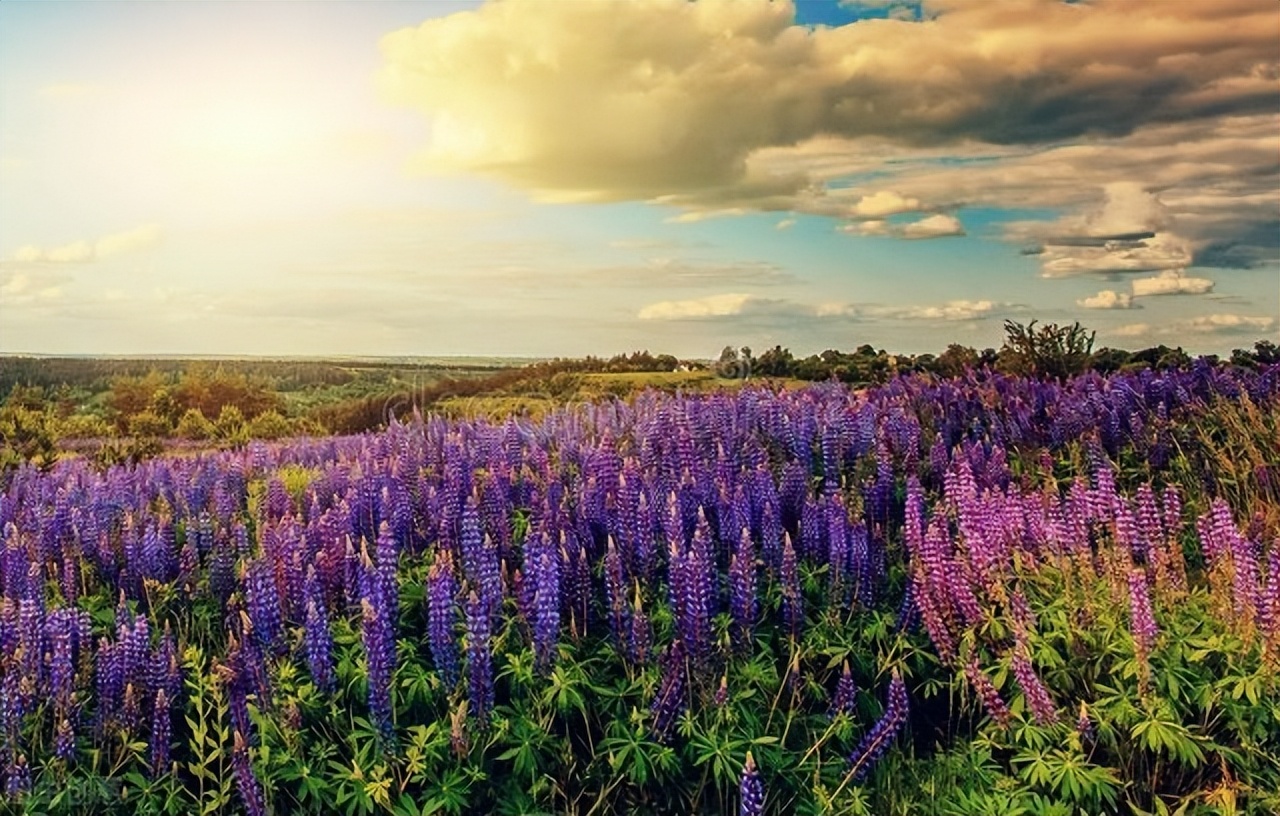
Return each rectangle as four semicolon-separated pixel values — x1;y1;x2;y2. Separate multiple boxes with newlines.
851;190;920;217
11;225;162;263
869;299;1000;321
664;208;748;224
1078;290;1136;309
1030;185;1195;277
639;293;757;320
1111;313;1274;340
0;271;67;304
838;213;964;239
381;0;1279;203
775;218;796;230
1131;271;1215;297
380;0;1278;297
95;224;163;258
900;213;965;239
638;293;1011;323
1183;314;1275;334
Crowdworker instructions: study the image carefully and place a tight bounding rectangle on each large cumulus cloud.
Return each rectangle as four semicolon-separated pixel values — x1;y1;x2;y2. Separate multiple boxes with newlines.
380;0;1278;201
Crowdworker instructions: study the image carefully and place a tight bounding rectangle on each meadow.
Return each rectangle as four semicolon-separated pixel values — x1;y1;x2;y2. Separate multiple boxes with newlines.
0;353;1277;815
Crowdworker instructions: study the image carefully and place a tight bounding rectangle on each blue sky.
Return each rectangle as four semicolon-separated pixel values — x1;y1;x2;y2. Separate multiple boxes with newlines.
1;0;1276;358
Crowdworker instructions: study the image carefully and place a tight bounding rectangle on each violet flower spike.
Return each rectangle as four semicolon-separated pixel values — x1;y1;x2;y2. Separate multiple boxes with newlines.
847;671;909;783
739;751;765;816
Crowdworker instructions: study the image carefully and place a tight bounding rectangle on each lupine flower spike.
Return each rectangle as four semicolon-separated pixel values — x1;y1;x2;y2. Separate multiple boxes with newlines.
739;751;765;816
847;670;909;783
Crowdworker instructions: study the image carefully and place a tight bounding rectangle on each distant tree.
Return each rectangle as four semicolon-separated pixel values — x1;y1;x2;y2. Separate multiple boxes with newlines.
1156;348;1192;370
0;405;58;473
127;410;171;438
997;320;1095;381
1089;347;1132;374
216;405;247;441
248;410;292;440
935;344;979;378
176;408;216;440
756;345;795;378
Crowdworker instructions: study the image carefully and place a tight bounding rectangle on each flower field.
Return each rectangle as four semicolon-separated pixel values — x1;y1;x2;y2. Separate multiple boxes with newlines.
1;364;1278;815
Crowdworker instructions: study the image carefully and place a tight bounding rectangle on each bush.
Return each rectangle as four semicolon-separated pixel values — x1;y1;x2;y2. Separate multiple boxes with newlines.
247;410;292;440
175;408;217;441
127;410;172;438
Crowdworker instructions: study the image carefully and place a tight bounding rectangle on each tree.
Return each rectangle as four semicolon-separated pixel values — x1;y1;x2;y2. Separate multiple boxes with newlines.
997;320;1095;381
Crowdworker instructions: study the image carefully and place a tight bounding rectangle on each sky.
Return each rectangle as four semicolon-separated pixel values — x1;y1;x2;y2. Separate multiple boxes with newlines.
1;0;1277;359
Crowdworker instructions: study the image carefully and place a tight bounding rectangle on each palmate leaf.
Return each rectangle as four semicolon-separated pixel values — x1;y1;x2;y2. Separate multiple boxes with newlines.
1130;716;1207;767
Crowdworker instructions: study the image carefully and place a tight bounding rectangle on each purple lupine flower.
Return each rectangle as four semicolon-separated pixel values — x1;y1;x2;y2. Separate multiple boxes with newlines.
1076;702;1095;745
532;547;561;672
739;751;765;816
780;533;803;638
151;688;172;777
152;624;181;702
427;549;461;687
465;590;494;726
628;582;651;665
1011;651;1058;726
304;594;336;695
1128;568;1158;660
47;608;77;709
4;754;30;800
603;538;628;649
231;732;266;816
1261;548;1279;648
460;499;500;619
373;521;401;618
361;595;396;746
649;639;686;741
714;674;729;708
829;660;858;719
848;671;909;783
963;655;1011;728
54;716;76;762
894;580;920;634
243;558;283;654
729;528;757;650
17;596;44;687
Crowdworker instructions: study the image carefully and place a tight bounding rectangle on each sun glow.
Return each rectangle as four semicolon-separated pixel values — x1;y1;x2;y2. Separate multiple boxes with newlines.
180;100;316;161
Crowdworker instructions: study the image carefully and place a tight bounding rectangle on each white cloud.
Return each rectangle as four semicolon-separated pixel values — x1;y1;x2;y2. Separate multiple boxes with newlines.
96;224;163;258
378;0;1279;307
639;293;755;320
1078;290;1135;309
1111;313;1274;340
45;241;95;263
841;219;889;236
1039;231;1192;278
873;299;998;321
851;190;920;218
1131;270;1215;297
638;293;1014;324
10;224;162;263
838;213;964;239
0;272;66;303
900;214;965;239
1112;323;1154;338
381;0;1278;202
664;208;748;224
775;217;796;230
1183;314;1275;334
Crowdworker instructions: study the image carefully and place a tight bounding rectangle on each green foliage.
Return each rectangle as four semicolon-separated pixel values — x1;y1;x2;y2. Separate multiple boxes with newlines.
176;408;217;441
997;320;1096;381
